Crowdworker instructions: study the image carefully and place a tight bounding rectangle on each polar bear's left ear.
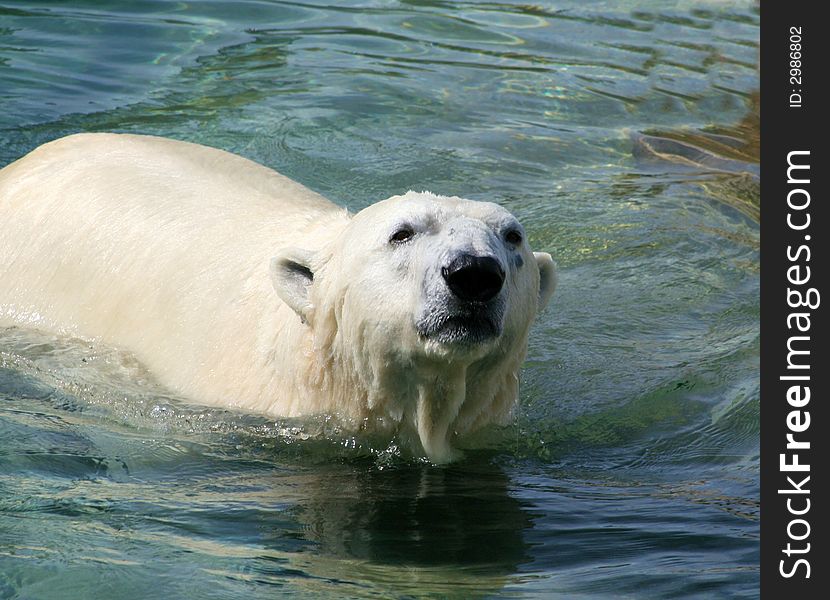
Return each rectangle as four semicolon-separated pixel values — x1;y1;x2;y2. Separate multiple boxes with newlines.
534;252;557;312
270;248;316;325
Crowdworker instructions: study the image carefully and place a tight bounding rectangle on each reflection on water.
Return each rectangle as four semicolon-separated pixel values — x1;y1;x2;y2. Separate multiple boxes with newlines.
1;351;531;597
267;463;533;597
1;0;759;597
294;464;530;569
632;89;759;222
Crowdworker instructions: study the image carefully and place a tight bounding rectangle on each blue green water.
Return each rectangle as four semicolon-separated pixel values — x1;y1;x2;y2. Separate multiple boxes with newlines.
1;1;759;597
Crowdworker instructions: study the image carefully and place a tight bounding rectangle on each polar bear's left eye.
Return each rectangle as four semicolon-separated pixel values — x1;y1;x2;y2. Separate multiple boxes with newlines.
505;229;523;245
390;226;415;244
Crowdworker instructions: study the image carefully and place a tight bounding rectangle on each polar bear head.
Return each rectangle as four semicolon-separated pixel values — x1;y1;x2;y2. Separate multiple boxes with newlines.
270;191;556;462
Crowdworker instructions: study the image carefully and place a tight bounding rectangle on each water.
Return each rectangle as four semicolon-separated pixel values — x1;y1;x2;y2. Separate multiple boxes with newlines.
0;1;759;597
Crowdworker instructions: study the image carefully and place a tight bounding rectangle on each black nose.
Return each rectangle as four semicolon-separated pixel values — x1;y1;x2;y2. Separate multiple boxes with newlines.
441;254;505;302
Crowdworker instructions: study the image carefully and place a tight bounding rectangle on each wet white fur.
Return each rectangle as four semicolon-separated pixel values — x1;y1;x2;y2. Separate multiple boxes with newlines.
0;133;556;462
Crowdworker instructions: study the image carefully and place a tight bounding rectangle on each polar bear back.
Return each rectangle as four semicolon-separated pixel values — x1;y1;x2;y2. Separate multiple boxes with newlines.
1;132;340;224
0;133;348;406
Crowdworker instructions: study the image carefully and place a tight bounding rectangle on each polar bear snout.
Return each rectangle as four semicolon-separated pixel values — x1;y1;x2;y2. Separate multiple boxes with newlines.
441;253;505;303
416;251;507;347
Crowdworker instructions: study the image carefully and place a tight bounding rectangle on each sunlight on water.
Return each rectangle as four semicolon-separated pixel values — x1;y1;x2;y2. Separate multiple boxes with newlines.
1;0;758;597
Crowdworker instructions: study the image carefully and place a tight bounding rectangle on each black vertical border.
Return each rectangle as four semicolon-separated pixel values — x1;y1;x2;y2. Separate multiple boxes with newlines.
761;3;826;597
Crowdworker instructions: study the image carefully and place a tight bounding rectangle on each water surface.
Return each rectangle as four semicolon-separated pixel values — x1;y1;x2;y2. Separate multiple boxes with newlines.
1;1;759;597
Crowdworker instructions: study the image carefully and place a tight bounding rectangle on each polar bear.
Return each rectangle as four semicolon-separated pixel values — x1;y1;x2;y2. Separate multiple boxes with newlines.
0;133;556;462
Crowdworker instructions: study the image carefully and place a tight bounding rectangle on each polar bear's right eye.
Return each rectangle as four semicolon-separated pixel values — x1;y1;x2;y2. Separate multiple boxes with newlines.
389;226;415;244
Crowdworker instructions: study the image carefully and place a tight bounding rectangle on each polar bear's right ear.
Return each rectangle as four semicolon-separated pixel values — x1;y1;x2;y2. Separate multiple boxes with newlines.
270;248;316;325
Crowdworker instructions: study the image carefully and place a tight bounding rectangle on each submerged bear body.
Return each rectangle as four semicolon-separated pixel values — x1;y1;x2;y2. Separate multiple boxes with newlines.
0;133;556;461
